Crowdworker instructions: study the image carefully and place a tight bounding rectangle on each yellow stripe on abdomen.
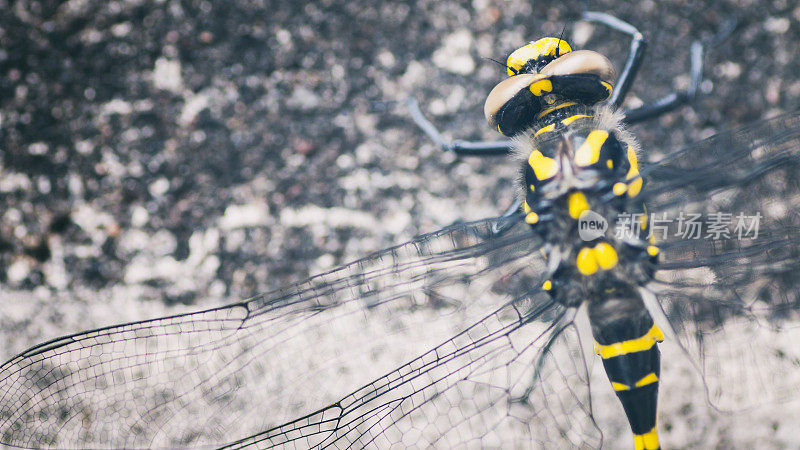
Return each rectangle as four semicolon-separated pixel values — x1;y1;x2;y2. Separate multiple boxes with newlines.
594;324;664;359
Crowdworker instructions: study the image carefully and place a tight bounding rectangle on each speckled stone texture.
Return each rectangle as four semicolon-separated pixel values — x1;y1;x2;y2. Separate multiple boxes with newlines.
1;0;799;447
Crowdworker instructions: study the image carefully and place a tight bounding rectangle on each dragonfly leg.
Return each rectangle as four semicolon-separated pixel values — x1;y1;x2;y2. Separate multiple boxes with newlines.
621;41;703;125
490;198;524;236
446;198;523;240
407;98;514;156
621;18;737;124
581;11;646;109
407;97;520;231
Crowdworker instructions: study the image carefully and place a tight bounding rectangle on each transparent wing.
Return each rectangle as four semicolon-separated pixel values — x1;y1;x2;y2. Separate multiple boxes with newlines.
0;217;600;448
225;299;600;450
638;112;800;412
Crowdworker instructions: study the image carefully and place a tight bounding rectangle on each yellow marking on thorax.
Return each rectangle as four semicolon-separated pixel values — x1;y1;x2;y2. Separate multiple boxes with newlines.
576;242;618;275
594;324;664;359
542;280;552;291
576;247;598;275
568;191;589;219
647;234;659;256
626;145;643;197
633;427;660;450
628;176;643;197
561;114;589;125
575;247;597;275
525;212;539;224
593;242;618;269
528;150;558;180
534;123;556;137
575;130;609;166
534;115;590;138
626;145;639;174
536;101;577;119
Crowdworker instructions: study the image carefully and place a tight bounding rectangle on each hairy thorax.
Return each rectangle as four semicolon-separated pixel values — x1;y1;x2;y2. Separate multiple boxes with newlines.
513;105;657;309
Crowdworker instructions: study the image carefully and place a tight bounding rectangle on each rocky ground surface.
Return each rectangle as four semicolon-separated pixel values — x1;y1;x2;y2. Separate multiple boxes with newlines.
1;0;799;448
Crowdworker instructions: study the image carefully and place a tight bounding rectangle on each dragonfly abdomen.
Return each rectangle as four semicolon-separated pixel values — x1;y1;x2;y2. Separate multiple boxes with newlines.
589;294;663;450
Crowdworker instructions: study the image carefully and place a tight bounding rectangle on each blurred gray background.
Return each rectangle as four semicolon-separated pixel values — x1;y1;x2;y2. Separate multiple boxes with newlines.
1;0;798;447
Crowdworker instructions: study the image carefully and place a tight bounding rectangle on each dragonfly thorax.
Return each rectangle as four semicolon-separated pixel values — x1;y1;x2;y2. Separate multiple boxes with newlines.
519;107;642;211
516;107;656;307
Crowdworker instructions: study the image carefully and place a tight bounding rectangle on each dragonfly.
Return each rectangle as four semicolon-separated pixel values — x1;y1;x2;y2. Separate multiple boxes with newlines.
2;11;800;450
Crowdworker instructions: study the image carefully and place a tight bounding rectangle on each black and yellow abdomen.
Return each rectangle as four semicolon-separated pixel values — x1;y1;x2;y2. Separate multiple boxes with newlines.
589;294;663;450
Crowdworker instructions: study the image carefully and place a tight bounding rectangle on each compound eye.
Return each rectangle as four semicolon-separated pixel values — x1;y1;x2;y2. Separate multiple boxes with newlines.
506;37;573;76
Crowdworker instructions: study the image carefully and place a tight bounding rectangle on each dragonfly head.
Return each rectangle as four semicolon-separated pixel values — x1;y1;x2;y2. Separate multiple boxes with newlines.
505;37;573;76
485;38;615;137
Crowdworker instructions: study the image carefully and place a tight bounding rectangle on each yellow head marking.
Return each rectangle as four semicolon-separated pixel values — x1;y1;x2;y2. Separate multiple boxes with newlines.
528;150;558;180
576;247;598;275
568;191;590;219
646;245;660;257
575;130;609;166
542;280;552;291
529;79;553;96
593;242;618;270
506;37;572;76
